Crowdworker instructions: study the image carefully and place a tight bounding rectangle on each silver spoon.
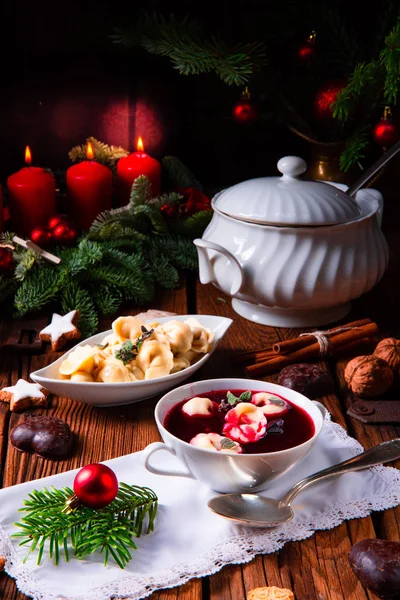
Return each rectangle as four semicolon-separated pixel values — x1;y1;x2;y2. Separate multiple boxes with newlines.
208;438;400;527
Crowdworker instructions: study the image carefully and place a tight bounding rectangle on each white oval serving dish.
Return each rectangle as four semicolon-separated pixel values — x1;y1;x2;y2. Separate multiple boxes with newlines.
30;315;232;407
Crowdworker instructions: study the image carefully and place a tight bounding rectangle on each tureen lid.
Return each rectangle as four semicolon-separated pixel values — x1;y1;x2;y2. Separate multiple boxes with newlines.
213;156;362;226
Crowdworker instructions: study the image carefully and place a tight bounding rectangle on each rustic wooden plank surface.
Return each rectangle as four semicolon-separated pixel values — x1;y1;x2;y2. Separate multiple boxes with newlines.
1;230;400;600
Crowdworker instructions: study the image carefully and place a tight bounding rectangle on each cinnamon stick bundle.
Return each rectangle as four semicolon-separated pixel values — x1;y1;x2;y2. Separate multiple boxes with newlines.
272;318;372;355
233;318;373;366
245;321;379;377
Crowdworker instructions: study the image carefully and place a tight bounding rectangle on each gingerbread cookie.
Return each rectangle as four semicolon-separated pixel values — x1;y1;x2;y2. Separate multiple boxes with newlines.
248;586;294;600
11;415;73;459
278;363;333;399
0;379;49;412
39;309;80;351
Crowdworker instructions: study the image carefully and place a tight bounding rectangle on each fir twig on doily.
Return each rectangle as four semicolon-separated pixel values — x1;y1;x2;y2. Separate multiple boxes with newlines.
13;483;158;569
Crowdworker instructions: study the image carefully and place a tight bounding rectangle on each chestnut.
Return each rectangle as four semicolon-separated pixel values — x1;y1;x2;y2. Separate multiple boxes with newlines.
11;416;73;460
349;539;400;598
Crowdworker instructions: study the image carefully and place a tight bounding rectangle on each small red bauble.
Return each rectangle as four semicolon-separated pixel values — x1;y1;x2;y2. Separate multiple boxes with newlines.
233;87;258;123
48;214;71;231
0;247;14;271
298;30;316;59
52;223;77;245
373;107;398;147
30;227;52;247
73;463;118;509
314;81;345;119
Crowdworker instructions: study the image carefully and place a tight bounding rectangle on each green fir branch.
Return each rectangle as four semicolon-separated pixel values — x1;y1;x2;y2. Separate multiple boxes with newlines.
13;267;66;317
60;282;99;338
92;285;123;317
112;13;266;86
69;137;128;172
161;156;203;190
129;175;154;206
380;20;400;104
339;133;370;171
147;236;198;270
14;483;158;568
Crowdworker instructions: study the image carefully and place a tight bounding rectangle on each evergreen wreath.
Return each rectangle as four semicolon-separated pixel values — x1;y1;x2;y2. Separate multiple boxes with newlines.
0;152;213;338
14;483;158;568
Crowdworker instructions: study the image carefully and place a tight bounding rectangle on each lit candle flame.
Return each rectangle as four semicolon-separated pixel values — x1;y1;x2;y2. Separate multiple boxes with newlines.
136;137;144;153
25;146;32;165
86;142;94;160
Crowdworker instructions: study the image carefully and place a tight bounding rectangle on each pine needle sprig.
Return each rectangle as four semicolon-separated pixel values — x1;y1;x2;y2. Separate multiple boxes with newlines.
61;282;99;338
14;483;158;569
161;156;203;190
147;236;198;270
380;19;400;105
69;137;129;172
13;267;67;317
112;13;266;86
339;132;370;171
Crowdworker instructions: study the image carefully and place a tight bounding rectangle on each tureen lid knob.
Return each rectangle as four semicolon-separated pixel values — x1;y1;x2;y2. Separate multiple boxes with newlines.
277;156;307;179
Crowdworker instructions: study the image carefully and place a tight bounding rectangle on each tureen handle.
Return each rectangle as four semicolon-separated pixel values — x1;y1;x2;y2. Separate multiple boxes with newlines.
193;239;244;296
354;188;384;228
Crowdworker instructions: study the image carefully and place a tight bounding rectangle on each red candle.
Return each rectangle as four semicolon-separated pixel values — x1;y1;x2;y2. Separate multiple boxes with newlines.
7;146;56;237
116;137;161;205
66;142;113;231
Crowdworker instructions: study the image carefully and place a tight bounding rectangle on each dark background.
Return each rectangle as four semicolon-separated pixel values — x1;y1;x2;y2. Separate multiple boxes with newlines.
0;0;394;192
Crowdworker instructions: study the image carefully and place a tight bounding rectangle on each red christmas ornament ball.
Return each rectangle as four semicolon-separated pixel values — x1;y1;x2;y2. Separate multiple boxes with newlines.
30;227;52;247
73;463;118;509
48;214;71;231
314;81;345;119
233;97;258;123
52;222;77;245
0;248;14;271
298;44;314;59
373;118;398;147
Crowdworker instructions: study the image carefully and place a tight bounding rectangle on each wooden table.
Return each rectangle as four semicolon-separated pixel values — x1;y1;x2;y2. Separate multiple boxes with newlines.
0;226;399;600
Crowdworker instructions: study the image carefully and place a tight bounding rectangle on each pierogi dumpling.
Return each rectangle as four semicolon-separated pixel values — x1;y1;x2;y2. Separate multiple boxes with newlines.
136;340;174;379
59;345;96;376
112;316;145;343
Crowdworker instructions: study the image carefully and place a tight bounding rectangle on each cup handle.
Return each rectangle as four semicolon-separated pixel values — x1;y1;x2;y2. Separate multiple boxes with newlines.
312;400;328;423
143;442;196;479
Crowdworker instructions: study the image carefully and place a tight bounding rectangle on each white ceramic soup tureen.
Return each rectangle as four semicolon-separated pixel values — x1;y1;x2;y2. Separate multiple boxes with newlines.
194;156;389;327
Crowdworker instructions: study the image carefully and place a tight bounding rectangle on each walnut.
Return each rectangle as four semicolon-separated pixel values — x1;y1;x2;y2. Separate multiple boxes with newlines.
374;338;400;377
345;355;394;398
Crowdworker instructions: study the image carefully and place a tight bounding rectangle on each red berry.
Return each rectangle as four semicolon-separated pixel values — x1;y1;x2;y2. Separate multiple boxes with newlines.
48;214;71;231
52;223;77;245
0;247;14;272
30;227;52;247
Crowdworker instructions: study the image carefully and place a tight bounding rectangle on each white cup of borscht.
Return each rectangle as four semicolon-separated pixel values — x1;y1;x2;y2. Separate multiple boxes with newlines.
143;378;327;493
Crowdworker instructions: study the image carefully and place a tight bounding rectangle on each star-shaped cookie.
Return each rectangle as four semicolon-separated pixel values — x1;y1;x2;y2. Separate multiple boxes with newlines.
0;379;49;412
39;310;81;351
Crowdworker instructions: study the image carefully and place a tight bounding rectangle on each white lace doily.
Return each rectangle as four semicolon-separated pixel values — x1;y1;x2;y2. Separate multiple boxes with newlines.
1;416;400;600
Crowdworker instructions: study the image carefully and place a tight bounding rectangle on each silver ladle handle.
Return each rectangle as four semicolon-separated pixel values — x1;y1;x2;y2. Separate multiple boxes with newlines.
347;138;400;197
282;438;400;507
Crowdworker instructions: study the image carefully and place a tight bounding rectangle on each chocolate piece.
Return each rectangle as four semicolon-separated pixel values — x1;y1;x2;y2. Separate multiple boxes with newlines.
278;363;333;398
349;539;400;598
347;399;400;423
11;416;73;459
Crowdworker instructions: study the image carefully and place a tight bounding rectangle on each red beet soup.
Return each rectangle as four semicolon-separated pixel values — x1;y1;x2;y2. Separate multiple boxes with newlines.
164;388;315;454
